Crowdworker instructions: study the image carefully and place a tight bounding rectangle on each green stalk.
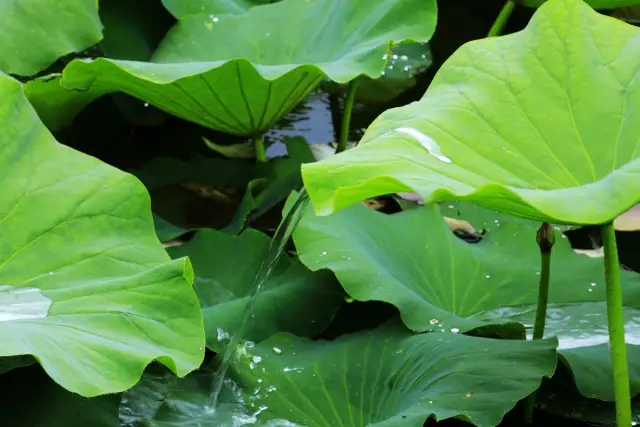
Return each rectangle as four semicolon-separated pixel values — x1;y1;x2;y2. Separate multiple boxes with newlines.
524;223;554;423
336;79;359;154
488;0;516;38
254;135;267;162
602;222;632;427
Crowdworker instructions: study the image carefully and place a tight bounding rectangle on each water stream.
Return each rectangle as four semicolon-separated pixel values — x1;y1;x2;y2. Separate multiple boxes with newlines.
208;188;311;414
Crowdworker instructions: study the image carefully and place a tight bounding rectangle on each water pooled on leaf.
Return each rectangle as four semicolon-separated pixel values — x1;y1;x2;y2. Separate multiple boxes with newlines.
0;285;52;322
391;127;452;163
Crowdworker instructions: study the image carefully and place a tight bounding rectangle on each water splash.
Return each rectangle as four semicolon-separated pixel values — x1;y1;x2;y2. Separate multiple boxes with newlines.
209;189;311;411
391;127;452;163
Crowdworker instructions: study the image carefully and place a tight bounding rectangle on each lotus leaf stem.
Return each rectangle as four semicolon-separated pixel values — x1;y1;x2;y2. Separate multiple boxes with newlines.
488;0;516;38
602;221;632;426
523;223;554;423
336;80;359;154
254;135;267;162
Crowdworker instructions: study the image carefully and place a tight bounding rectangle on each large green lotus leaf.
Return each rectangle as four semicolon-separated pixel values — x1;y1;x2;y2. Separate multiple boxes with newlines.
301;0;640;225
118;321;558;427
3;364;120;427
225;321;558;426
166;228;344;352
0;0;102;76
162;0;276;18
54;0;437;136
294;201;640;332
0;73;204;396
293;200;640;398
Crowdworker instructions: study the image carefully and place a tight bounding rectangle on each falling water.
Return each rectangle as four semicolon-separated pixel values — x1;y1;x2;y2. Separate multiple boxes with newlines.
208;188;311;412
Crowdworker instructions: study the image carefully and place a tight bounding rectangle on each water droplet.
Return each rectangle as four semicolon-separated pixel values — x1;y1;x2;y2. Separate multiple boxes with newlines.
321;251;327;256
451;328;460;333
217;328;230;341
143;102;149;107
382;54;388;60
392;54;398;60
267;385;277;392
49;271;54;275
390;127;452;163
0;286;52;322
209;14;219;22
429;318;439;325
485;274;491;279
588;289;593;292
403;65;411;72
400;55;409;60
252;356;262;364
388;65;394;70
590;282;597;286
272;347;282;355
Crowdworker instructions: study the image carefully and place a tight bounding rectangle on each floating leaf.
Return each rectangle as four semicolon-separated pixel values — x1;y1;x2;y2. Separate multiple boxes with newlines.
0;0;102;75
293;200;640;398
52;0;437;136
166;228;344;351
0;73;204;396
301;0;640;225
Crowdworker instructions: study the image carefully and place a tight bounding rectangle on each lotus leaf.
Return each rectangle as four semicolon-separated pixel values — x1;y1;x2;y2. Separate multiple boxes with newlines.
293;200;640;398
301;0;640;225
0;0;102;76
48;0;437;136
119;321;558;427
0;73;204;396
